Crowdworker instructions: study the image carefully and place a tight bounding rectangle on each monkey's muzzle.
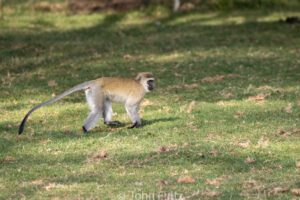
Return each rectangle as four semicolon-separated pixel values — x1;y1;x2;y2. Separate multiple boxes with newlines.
147;80;154;91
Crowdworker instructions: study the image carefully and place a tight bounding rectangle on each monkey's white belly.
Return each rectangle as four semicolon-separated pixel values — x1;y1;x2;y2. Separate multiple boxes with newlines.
108;94;126;103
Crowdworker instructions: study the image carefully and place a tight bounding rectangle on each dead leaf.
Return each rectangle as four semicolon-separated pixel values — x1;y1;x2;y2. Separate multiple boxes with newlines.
257;85;282;93
174;72;182;77
257;85;273;90
284;103;293;114
205;133;218;141
2;72;15;86
205;176;226;187
187;121;198;131
198;153;205;158
159;106;171;114
291;128;300;135
250;167;258;173
248;93;270;102
157;180;168;186
3;156;16;162
95;151;108;159
205;179;221;186
44;183;64;191
244;157;256;164
183;83;199;89
157;144;177;153
277;129;289;136
201;74;240;83
29;99;39;104
296;161;300;168
5;124;13;129
227;74;240;78
123;54;133;60
257;137;269;148
220;91;234;99
277;128;300;137
47;80;57;87
201;190;220;197
217;101;237;107
167;83;199;90
180;2;195;11
88;151;108;162
31;179;44;186
187;101;196;113
39;139;51;144
38;76;46;80
237;140;251;148
291;188;300;196
269;187;289;195
243;180;260;189
158;146;170;153
201;75;225;83
177;176;196;184
234;111;244;119
34;2;65;12
63;130;73;135
209;149;219;157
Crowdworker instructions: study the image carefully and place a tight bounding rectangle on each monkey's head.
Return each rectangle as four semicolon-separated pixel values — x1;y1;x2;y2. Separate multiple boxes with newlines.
135;72;155;92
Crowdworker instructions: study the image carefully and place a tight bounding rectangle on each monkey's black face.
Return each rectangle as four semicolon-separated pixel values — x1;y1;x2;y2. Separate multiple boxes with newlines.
147;80;155;91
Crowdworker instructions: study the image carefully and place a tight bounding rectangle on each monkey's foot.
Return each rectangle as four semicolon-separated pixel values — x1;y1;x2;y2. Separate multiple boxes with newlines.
128;122;141;129
105;121;122;127
82;126;88;133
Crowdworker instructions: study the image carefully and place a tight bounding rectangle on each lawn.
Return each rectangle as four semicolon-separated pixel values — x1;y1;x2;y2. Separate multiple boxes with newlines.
1;2;300;199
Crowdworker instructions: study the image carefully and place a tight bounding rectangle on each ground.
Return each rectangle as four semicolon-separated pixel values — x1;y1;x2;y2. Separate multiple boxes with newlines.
1;3;300;199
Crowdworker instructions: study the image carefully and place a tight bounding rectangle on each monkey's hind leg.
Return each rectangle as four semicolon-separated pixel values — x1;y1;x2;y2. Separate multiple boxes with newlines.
82;87;102;133
83;112;101;132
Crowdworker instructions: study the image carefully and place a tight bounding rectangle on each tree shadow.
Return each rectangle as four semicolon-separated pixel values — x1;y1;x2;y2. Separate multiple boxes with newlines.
1;11;298;73
20;116;179;140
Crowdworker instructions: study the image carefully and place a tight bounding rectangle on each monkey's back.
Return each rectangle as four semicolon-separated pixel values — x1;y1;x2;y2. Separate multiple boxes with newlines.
94;77;145;103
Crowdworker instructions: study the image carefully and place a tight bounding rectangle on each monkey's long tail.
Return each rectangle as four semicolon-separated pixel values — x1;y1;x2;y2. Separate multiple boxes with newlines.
18;81;93;135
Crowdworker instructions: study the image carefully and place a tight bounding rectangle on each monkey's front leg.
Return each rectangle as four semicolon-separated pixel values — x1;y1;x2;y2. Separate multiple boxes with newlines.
103;100;123;127
125;104;141;129
128;122;141;129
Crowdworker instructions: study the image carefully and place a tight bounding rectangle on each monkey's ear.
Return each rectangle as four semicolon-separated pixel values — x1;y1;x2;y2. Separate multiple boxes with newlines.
135;73;142;81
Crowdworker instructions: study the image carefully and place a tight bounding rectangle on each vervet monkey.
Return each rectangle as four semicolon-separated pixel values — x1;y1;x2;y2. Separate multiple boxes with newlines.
18;72;155;134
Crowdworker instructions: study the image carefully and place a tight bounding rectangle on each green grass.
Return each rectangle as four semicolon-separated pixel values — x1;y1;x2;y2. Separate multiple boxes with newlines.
1;3;300;199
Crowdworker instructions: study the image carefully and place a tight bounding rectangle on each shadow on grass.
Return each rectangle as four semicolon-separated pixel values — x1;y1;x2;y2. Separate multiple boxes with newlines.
87;116;179;129
1;11;299;100
142;117;179;126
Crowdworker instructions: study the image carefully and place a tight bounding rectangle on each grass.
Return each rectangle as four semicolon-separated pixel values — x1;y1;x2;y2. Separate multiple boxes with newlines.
1;2;300;199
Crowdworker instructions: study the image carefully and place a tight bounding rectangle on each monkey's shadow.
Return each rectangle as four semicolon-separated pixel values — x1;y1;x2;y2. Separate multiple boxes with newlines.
105;117;178;128
142;117;179;127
